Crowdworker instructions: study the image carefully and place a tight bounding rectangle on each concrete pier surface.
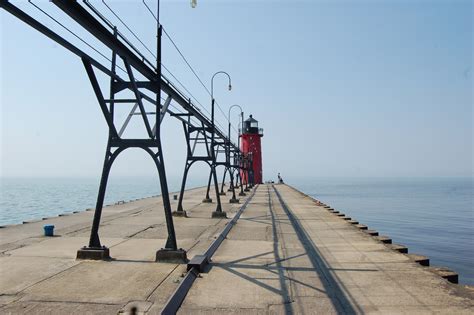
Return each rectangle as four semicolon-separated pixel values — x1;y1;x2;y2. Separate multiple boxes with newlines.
1;185;473;314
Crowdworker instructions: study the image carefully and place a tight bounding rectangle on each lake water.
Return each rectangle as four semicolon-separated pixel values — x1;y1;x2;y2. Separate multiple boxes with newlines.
0;176;200;226
0;176;473;285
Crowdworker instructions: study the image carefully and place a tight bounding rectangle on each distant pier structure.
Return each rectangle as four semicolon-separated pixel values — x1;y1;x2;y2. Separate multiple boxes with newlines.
240;114;264;184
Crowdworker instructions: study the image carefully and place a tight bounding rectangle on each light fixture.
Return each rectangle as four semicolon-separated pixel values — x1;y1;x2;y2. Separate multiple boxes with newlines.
191;0;197;8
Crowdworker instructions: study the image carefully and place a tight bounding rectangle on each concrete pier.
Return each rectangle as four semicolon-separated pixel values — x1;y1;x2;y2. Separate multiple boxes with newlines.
0;184;473;314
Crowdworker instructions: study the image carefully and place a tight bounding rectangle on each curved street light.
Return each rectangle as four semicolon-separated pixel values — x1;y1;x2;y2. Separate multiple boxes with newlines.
227;104;246;197
204;71;232;213
210;71;232;141
228;104;243;143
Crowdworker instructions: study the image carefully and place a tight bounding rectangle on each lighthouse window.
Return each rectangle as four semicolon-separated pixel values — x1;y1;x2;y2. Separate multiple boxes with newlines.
250;121;258;128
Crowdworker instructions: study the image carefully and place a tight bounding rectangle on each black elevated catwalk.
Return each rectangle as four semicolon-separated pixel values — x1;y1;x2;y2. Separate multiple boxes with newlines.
1;0;244;261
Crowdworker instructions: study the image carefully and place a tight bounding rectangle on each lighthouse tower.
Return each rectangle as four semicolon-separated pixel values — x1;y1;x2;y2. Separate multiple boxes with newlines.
240;114;264;184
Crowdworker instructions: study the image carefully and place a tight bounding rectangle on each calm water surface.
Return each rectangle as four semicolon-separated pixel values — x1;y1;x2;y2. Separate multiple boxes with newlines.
0;176;198;226
1;176;473;285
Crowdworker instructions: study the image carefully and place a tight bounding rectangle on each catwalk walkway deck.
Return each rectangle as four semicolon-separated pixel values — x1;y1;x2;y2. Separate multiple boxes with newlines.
0;185;472;314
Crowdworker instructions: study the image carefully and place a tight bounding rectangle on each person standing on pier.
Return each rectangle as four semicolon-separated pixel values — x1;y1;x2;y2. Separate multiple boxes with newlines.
278;173;284;184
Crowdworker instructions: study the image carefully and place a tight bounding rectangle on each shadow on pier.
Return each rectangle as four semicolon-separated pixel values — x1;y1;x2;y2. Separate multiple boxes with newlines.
211;185;365;314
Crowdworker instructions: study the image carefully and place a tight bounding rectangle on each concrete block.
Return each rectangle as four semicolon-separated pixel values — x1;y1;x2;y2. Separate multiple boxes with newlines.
229;198;240;204
365;229;379;236
375;236;392;244
356;224;368;230
407;254;430;266
155;248;187;263
387;244;408;253
76;246;111;260
172;210;188;217
428;267;458;284
211;211;227;219
202;198;213;203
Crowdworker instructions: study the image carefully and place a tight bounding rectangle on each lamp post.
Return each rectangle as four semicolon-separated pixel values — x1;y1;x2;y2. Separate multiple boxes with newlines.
221;108;244;194
236;111;246;196
226;104;243;202
206;71;231;217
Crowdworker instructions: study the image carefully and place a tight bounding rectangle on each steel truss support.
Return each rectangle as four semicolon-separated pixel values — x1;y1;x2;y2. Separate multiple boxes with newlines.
204;140;239;206
219;140;236;195
218;144;240;202
76;55;186;262
241;153;252;192
235;152;246;196
174;118;226;218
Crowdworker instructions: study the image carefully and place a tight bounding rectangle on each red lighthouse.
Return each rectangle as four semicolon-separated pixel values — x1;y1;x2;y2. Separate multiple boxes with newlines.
240;114;264;184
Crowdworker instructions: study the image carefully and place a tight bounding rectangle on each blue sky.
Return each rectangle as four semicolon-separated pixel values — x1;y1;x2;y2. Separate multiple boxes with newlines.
1;0;472;182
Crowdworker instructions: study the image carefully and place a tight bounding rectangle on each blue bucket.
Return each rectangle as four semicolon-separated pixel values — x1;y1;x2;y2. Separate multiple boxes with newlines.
44;225;55;237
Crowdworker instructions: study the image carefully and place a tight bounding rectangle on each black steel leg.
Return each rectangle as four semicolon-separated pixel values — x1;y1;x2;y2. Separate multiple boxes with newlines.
229;169;234;190
154;152;177;250
88;156;111;248
175;163;190;215
211;165;226;218
238;169;246;196
244;170;250;192
203;170;213;203
227;169;234;192
219;168;227;195
77;144;122;260
148;148;187;263
229;170;239;204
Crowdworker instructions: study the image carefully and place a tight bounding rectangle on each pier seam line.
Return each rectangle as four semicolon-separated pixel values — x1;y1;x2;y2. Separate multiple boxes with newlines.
3;260;82;298
145;263;182;301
